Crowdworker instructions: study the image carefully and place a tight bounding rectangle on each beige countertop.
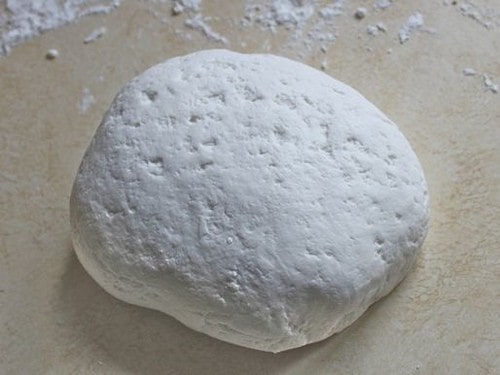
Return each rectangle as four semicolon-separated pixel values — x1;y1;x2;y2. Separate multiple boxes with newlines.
1;1;499;374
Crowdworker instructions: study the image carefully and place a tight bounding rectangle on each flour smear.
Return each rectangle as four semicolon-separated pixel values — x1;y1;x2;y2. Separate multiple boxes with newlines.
0;0;120;56
1;0;498;93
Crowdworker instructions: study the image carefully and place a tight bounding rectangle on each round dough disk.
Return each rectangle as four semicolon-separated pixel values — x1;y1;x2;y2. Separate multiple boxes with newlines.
70;49;429;353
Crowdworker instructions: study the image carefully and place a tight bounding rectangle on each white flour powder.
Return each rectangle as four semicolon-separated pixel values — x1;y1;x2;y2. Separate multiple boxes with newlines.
462;68;498;94
399;12;424;44
243;0;318;31
457;1;500;29
83;26;107;44
482;74;499;93
172;0;201;14
185;15;228;44
2;0;499;62
0;0;120;56
79;87;96;113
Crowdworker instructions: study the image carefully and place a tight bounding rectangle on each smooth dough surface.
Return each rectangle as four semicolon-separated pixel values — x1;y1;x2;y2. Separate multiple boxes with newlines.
70;49;429;352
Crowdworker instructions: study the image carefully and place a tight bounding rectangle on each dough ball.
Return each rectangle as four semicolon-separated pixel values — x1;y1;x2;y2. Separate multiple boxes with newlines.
70;50;429;352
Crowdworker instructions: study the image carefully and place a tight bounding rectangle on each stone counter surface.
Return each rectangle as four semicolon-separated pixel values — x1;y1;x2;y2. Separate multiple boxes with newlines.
1;1;498;374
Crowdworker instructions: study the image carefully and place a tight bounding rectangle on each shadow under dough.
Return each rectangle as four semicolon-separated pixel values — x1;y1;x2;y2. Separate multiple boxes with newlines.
57;248;331;375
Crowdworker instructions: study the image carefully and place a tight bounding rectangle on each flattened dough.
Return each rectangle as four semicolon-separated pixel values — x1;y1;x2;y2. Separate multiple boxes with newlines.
70;50;429;352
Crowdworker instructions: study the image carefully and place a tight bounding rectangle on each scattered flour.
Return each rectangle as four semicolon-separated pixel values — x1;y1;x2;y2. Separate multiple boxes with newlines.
1;0;495;98
458;1;500;29
463;69;498;93
367;22;387;36
463;68;476;76
242;0;344;58
271;0;315;26
376;22;387;32
374;0;392;10
172;0;201;15
482;74;499;93
83;26;106;44
185;15;228;44
318;2;344;20
243;0;317;31
0;0;120;56
366;25;378;36
79;88;96;113
399;12;424;44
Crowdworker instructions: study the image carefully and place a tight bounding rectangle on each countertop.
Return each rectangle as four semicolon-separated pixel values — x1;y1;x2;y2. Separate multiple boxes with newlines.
1;1;499;374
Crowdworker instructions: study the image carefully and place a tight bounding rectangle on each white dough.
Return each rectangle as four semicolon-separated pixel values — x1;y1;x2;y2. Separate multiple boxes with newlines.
70;50;429;352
